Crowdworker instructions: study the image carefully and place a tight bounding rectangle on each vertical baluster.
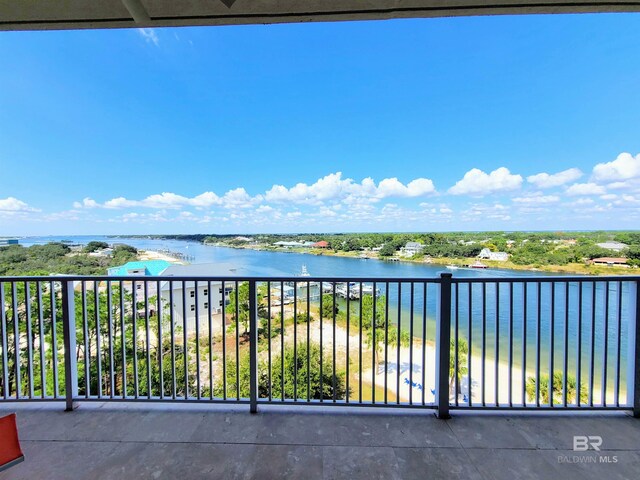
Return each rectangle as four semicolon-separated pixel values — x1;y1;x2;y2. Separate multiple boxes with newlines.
144;280;151;399
132;280;139;399
37;282;46;398
95;280;102;398
280;281;284;401
333;282;337;403
576;281;582;407
170;281;176;399
267;281;271;402
107;282;114;399
0;283;8;399
589;281;596;407
468;283;473;406
120;281;127;398
51;281;59;398
195;280;200;399
307;281;311;402
549;282;555;407
421;282;427;406
373;281;378;404
522;282;527;407
396;282;401;405
508;282;513;408
12;282;20;399
384;283;389;404
536;282;541;407
344;282;348;404
158;280;164;400
182;280;188;400
603;281;609;406
208;280;212;401
615;281;622;407
481;282;486;407
563;282;569;407
454;282;458;407
24;281;34;398
293;281;297;401
495;282;499;406
320;282;324;403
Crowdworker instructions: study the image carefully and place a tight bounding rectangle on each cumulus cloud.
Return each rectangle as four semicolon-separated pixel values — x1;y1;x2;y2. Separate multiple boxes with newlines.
592;152;640;182
0;197;40;212
565;182;606;196
527;168;583;188
448;167;522;196
264;172;435;204
138;28;159;46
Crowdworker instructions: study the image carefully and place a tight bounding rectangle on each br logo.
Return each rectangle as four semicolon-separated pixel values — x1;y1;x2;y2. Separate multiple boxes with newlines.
573;436;602;451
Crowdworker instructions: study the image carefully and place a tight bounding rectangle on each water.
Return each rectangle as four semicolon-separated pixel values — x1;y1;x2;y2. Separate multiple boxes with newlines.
20;235;633;396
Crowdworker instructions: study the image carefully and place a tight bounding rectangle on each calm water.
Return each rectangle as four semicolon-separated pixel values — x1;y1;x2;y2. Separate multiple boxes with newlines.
21;235;634;390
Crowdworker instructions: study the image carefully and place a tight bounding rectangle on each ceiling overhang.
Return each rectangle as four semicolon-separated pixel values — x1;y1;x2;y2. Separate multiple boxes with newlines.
1;1;639;31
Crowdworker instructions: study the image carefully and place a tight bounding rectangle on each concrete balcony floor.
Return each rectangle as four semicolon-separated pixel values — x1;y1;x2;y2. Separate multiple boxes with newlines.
1;403;640;480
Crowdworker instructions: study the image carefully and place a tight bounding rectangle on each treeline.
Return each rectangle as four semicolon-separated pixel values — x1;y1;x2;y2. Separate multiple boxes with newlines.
0;242;138;276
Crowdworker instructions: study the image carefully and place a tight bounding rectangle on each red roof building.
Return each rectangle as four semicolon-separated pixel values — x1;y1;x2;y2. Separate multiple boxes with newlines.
313;241;329;248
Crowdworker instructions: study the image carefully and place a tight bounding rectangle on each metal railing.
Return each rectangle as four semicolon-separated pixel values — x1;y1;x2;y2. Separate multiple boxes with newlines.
0;274;638;418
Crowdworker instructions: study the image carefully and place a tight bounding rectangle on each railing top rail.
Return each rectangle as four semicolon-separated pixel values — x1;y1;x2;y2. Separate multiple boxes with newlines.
0;274;638;283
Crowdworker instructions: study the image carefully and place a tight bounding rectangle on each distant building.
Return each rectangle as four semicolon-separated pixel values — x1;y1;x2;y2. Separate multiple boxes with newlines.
596;242;628;252
591;257;629;268
160;263;239;324
400;242;424;257
234;236;253;242
88;248;113;257
107;260;171;277
0;239;19;247
313;241;329;248
273;241;304;248
478;248;509;261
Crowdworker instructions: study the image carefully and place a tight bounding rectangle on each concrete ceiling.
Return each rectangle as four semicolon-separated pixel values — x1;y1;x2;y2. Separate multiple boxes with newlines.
1;1;639;31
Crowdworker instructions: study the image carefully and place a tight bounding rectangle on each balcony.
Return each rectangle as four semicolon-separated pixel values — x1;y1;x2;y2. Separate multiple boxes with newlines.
1;274;639;477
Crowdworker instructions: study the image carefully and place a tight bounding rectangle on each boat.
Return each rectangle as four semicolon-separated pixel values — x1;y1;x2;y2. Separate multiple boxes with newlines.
298;265;311;277
469;261;488;269
445;265;459;270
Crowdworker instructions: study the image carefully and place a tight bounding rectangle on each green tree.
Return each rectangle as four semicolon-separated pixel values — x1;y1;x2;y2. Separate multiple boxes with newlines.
449;338;468;396
83;241;109;253
525;372;588;405
214;342;347;400
321;293;339;319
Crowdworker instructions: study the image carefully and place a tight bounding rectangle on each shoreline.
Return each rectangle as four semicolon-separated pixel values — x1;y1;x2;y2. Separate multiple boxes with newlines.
204;242;637;276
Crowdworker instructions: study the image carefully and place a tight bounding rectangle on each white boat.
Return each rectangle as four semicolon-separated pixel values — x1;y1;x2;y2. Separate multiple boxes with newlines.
298;265;311;277
445;265;459;270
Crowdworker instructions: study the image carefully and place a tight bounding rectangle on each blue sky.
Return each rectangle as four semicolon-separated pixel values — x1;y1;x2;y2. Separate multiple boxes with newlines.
1;13;639;235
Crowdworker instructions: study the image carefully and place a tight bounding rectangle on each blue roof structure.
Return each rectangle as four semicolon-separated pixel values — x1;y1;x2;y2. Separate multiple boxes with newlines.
107;260;171;276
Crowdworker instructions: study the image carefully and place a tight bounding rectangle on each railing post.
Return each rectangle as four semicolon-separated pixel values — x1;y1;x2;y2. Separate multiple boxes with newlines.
249;280;258;414
61;280;78;411
436;273;453;419
628;280;640;418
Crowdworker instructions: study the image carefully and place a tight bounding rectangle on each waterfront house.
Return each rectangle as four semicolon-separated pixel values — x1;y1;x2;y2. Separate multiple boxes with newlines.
0;239;19;247
400;242;424;257
591;257;629;268
478;248;509;261
313;241;329;248
107;260;172;297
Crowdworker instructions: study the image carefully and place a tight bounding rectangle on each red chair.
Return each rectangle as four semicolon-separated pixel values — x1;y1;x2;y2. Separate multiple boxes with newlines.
0;414;24;472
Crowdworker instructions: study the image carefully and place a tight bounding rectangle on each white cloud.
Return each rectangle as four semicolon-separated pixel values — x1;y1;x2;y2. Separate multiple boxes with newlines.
0;197;39;212
448;167;522;196
512;193;560;205
565;182;606;196
265;172;435;204
527;168;583;188
138;28;159;46
592;152;640;182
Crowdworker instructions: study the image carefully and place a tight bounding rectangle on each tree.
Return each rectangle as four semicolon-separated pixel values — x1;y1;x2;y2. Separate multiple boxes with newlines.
213;342;347;400
321;294;339;319
449;338;468;396
83;241;109;253
378;244;397;257
525;372;588;405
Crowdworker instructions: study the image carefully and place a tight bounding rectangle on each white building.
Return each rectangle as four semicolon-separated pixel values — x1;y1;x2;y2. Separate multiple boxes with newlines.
160;263;239;327
478;248;509;261
400;242;424;257
596;241;628;252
